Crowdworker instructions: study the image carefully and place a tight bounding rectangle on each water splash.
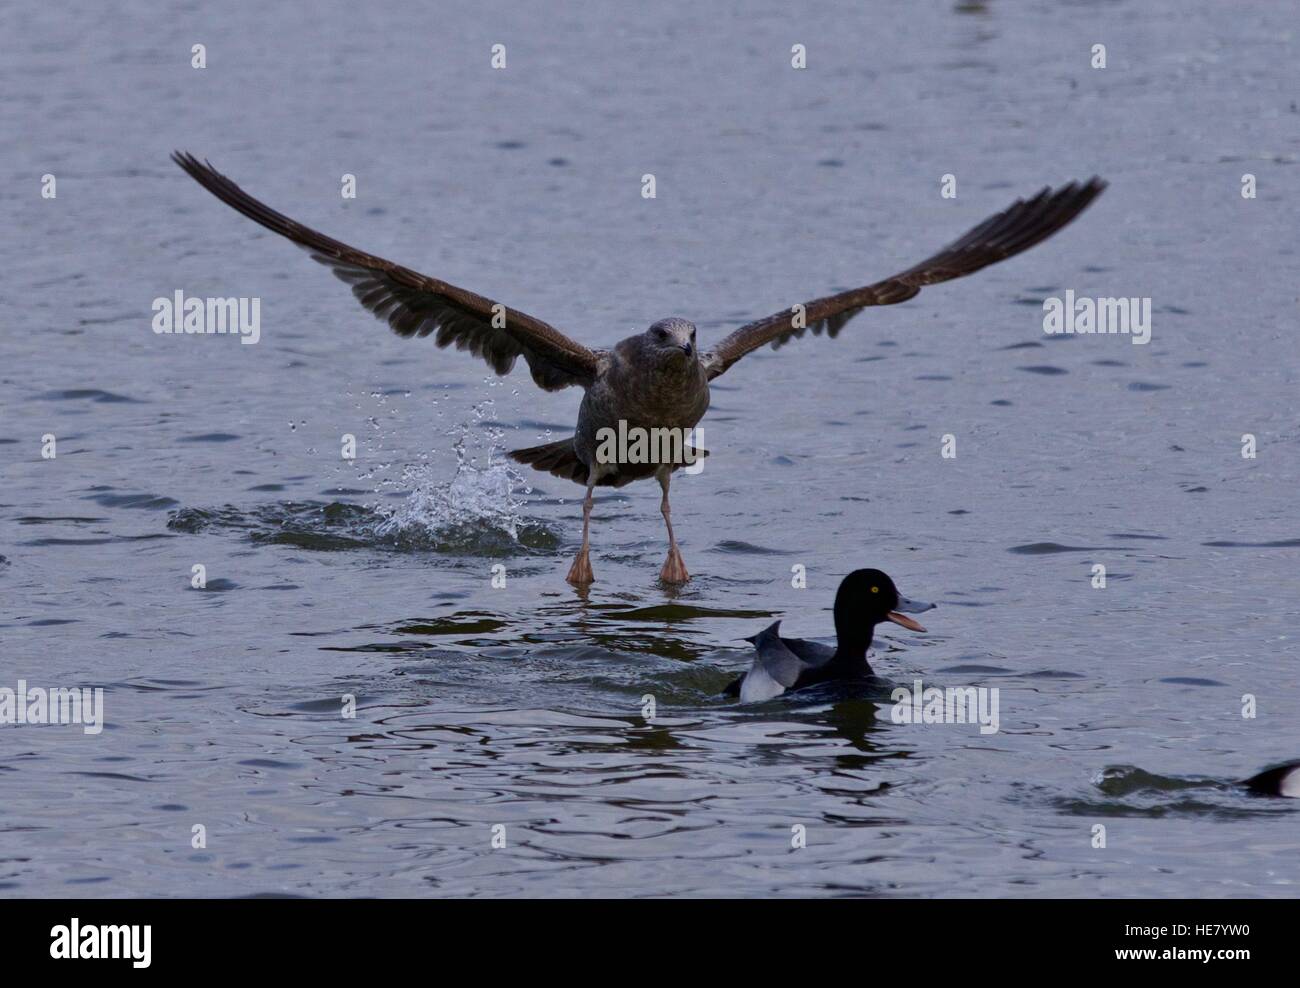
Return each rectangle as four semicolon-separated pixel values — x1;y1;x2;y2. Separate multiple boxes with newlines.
170;397;558;556
373;441;524;540
369;397;541;547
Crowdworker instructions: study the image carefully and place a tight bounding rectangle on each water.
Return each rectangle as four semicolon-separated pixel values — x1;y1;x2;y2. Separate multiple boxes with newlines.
2;0;1298;897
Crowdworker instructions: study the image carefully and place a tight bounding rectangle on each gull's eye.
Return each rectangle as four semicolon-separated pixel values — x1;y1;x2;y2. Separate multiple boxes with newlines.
870;586;879;593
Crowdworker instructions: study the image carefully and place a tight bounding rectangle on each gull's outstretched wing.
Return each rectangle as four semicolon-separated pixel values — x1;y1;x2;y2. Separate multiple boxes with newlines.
172;152;601;391
701;178;1107;380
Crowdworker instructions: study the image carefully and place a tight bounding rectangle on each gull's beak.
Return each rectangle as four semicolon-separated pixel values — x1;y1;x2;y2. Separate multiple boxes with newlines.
680;342;694;357
887;595;935;633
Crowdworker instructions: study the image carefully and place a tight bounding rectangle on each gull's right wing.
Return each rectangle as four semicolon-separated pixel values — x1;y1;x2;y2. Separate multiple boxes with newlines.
172;152;603;392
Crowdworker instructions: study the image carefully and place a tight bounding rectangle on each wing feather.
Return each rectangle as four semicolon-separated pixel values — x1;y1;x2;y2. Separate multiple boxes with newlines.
172;152;600;391
702;178;1106;379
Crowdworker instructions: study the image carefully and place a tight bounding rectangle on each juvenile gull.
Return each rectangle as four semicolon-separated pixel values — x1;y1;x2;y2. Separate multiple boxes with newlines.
172;152;1105;584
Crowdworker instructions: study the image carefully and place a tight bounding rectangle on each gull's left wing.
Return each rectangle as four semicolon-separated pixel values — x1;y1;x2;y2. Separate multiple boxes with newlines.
701;178;1106;380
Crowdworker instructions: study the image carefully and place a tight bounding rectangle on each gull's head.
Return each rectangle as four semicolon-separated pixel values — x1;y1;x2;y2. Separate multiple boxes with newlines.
646;317;697;361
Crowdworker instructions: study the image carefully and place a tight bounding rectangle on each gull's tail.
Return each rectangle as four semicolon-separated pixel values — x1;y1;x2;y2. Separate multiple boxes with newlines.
509;438;590;485
510;436;711;488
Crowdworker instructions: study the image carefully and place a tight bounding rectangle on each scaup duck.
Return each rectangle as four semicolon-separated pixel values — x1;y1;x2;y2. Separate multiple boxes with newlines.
724;569;934;702
1244;760;1300;798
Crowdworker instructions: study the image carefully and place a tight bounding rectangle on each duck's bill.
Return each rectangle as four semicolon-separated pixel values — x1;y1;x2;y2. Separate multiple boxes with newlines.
886;612;927;632
888;595;935;633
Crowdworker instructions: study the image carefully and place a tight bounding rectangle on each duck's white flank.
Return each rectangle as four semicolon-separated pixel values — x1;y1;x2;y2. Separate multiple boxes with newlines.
1279;766;1300;798
739;664;787;704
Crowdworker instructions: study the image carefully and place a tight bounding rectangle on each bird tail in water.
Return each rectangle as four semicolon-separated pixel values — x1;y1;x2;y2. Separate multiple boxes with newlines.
1243;759;1300;797
509;437;589;485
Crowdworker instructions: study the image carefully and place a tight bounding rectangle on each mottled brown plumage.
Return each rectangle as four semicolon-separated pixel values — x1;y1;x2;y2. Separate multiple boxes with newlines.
171;152;599;393
172;152;1105;584
700;178;1107;378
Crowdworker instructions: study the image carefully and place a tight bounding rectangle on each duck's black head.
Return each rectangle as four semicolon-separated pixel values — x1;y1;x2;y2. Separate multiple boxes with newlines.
832;568;935;656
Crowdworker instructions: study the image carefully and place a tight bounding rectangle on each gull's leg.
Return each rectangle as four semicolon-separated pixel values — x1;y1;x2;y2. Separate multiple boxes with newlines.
657;469;690;584
566;483;596;585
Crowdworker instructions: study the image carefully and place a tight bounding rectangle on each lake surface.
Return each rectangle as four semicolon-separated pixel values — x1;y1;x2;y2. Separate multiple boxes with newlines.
2;0;1298;897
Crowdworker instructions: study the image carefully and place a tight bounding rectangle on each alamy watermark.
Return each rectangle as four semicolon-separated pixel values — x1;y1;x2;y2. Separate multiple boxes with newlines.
1043;290;1150;344
50;918;150;968
890;679;1000;735
0;680;104;735
594;421;705;474
152;290;260;344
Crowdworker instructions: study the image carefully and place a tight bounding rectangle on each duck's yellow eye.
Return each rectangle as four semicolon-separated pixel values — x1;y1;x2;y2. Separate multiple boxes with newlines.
871;586;879;593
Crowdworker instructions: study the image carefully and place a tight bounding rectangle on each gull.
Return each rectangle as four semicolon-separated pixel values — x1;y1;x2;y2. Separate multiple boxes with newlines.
172;152;1105;585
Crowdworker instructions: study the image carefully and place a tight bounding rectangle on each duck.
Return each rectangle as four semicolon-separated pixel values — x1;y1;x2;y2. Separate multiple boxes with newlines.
1243;760;1300;798
723;569;934;703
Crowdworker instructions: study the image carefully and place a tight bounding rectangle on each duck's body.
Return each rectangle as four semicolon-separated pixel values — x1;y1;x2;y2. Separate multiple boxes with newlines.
725;569;934;703
723;622;873;702
1244;760;1300;798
